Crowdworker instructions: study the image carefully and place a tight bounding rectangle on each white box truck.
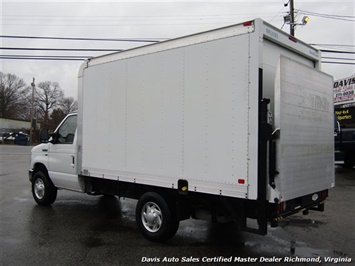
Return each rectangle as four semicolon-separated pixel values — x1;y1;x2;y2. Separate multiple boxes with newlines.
29;19;335;242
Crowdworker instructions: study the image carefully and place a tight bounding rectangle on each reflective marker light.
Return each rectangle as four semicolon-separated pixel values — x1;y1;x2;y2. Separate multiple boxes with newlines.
238;179;245;184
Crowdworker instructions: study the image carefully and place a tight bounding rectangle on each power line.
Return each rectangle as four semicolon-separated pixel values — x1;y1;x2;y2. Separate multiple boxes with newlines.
0;47;122;52
322;57;355;61
2;54;92;59
2;54;354;64
298;9;355;22
8;47;354;55
2;21;257;27
320;49;355;54
321;55;355;65
0;55;92;61
2;56;353;64
0;35;163;43
311;44;355;48
0;13;284;28
299;10;355;19
0;13;282;21
0;13;280;17
322;62;355;65
0;56;85;61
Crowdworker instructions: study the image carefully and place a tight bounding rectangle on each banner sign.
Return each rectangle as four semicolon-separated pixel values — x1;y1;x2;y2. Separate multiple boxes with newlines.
335;107;355;125
334;75;355;105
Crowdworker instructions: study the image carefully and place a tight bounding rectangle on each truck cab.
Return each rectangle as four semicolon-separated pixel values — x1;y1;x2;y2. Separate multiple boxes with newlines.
29;113;82;205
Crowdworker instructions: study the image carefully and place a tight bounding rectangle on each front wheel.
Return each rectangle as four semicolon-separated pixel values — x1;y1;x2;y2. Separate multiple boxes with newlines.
32;171;57;206
136;192;179;242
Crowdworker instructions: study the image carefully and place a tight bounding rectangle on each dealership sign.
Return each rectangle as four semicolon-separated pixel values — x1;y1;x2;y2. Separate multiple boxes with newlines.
334;75;355;105
335;107;355;125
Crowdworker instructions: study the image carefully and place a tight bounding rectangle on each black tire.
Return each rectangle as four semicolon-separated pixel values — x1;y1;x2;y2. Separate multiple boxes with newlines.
136;192;179;242
31;171;57;206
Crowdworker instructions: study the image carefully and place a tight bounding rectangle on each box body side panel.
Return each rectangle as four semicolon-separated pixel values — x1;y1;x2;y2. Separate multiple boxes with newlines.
81;34;254;198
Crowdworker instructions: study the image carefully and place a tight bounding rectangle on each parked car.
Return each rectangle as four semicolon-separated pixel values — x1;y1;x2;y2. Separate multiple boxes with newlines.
3;132;29;145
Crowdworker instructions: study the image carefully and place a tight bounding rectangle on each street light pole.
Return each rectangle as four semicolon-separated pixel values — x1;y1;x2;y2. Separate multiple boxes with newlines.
30;78;35;146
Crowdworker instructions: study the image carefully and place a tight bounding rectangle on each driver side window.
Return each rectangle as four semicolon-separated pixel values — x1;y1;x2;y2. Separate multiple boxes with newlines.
57;115;77;144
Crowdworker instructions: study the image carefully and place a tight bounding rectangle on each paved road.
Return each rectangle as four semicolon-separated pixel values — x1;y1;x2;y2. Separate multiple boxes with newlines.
1;145;354;265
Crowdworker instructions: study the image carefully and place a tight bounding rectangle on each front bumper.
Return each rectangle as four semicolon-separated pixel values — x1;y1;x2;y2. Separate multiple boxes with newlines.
29;169;33;182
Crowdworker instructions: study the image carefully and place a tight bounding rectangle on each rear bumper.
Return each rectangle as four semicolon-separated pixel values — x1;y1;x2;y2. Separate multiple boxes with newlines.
270;190;328;224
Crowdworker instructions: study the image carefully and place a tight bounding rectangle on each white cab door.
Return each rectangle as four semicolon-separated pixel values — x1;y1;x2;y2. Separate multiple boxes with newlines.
47;114;82;191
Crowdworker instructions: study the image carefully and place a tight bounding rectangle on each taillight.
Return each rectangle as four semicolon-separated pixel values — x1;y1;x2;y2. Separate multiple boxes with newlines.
321;190;328;199
277;202;285;213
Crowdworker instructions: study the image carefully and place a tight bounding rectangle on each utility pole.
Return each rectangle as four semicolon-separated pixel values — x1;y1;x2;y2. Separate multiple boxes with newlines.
30;78;35;146
290;0;295;36
283;0;309;36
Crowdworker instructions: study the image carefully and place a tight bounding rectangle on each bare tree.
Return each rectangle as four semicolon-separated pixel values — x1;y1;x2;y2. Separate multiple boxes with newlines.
36;81;64;127
48;108;66;130
60;96;78;115
0;72;29;119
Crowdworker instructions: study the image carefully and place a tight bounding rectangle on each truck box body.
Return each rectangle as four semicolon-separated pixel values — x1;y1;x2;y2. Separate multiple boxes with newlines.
30;18;334;240
78;19;334;202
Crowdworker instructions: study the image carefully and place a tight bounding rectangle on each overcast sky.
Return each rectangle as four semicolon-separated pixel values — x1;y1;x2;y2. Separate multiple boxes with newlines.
1;0;354;99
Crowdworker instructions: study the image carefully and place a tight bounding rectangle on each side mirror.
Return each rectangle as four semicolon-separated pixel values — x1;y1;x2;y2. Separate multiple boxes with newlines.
334;121;341;137
39;129;50;143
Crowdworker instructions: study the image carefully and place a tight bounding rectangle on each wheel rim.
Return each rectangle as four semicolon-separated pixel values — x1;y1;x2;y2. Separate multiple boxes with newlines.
141;201;162;233
34;178;45;199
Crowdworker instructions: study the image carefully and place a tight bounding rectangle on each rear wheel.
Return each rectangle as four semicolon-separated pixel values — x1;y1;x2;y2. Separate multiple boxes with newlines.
136;192;179;242
32;171;57;206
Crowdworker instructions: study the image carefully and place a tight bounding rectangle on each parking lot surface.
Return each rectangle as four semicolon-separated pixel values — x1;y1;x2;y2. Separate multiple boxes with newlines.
1;145;354;265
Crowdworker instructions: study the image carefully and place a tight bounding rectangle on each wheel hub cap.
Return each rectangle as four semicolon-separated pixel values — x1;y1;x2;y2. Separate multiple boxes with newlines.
141;202;162;233
34;178;45;199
